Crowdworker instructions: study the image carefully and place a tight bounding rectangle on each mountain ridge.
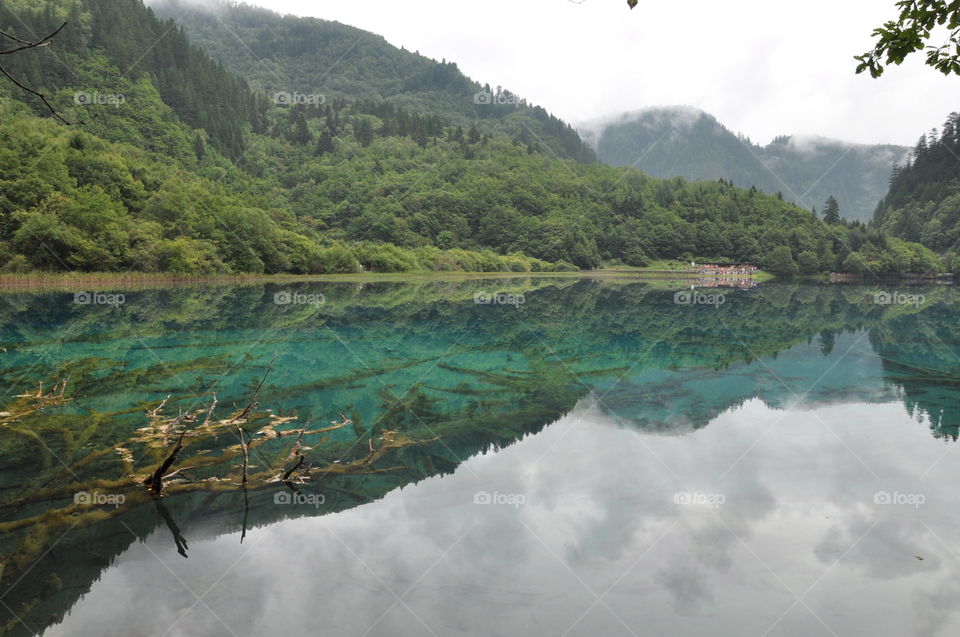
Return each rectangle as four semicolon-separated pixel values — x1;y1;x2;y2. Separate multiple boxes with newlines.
581;106;909;222
146;0;596;163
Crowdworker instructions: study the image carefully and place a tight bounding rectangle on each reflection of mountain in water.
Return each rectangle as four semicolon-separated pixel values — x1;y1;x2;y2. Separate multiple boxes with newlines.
0;279;958;635
599;331;899;433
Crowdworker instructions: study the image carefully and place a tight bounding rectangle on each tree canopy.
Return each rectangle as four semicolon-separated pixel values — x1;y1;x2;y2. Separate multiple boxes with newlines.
855;1;960;77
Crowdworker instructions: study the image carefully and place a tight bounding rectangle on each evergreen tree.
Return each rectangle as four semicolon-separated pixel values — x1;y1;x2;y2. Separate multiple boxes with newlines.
355;118;374;147
316;129;335;155
286;111;311;145
823;196;841;224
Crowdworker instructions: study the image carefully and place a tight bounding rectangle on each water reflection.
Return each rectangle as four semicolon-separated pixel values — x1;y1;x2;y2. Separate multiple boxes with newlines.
43;398;960;637
0;279;957;636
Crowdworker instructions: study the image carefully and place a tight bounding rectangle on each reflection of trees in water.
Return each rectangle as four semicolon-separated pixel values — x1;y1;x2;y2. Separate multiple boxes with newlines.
0;331;582;636
0;280;959;634
869;310;960;441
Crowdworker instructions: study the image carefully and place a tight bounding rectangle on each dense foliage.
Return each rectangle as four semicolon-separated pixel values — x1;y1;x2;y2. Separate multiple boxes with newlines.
0;0;944;275
0;0;267;158
874;111;960;269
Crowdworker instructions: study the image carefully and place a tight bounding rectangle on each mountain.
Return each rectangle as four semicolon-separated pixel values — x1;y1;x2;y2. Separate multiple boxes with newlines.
583;107;909;222
145;0;595;163
873;111;960;270
0;1;941;276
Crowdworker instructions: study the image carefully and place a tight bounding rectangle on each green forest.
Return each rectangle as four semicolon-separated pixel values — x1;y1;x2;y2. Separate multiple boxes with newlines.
874;112;960;259
0;0;949;276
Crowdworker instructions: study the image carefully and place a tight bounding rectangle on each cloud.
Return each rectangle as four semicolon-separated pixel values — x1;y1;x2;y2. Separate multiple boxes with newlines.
244;0;960;145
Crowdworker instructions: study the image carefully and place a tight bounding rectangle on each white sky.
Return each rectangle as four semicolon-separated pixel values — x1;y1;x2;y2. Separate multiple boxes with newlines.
241;0;957;146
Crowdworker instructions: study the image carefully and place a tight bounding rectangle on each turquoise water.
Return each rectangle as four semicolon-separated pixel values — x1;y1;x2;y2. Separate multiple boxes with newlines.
1;278;958;636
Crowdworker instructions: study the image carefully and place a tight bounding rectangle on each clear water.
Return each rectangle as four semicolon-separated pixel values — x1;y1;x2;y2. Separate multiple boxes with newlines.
1;279;958;636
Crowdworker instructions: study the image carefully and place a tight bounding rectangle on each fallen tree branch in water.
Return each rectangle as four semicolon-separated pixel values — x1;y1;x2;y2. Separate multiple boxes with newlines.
282;429;307;481
145;429;186;495
230;354;276;423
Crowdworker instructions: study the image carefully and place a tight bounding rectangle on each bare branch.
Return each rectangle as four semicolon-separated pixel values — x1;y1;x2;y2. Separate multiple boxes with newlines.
0;22;82;125
0;22;66;55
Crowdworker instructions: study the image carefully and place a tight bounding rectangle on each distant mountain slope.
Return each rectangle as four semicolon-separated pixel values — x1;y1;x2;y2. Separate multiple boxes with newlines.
146;0;595;162
583;107;908;222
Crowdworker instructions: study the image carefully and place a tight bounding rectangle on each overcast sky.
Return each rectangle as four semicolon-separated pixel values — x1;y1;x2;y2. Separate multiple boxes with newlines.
234;0;956;146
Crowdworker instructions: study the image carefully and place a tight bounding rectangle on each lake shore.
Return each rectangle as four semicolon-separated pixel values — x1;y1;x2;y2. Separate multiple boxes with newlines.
0;268;767;291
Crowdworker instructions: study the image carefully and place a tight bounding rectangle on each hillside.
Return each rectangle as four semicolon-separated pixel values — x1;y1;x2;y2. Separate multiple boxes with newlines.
584;107;908;222
874;111;960;269
146;0;595;163
0;0;942;276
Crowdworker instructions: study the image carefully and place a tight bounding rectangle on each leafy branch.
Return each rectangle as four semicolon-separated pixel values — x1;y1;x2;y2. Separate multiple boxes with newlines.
856;0;960;77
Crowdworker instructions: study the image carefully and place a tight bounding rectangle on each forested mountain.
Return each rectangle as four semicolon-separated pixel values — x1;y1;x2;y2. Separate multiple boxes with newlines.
146;0;595;163
874;112;960;268
0;0;267;159
0;0;942;276
585;107;908;222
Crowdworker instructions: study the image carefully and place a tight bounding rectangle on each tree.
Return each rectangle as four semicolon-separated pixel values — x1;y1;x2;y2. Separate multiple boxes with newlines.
354;117;374;147
765;245;799;275
856;1;960;77
843;251;870;275
797;250;820;274
823;196;842;224
192;130;207;162
287;111;312;145
316;129;335;155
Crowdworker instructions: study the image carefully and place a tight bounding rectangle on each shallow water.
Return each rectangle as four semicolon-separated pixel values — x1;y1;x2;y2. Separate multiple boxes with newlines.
1;278;958;636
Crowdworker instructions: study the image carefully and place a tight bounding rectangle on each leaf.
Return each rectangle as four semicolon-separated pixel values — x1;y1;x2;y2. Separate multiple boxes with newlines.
627;0;638;8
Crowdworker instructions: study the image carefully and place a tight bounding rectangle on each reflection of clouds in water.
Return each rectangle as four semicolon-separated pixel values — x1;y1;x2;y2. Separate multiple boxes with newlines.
654;558;713;610
46;398;960;637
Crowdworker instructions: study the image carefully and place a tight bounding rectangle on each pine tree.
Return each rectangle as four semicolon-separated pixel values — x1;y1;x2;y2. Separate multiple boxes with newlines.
315;129;335;155
823;196;841;224
467;125;481;145
355;118;374;147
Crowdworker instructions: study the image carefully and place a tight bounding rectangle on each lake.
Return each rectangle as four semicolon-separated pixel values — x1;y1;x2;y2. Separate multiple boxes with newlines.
1;277;958;637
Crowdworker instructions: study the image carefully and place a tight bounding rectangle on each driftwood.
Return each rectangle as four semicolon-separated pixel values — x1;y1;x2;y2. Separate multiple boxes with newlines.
282;429;307;481
235;421;251;485
230;359;278;485
230;355;276;424
143;394;214;494
145;430;186;495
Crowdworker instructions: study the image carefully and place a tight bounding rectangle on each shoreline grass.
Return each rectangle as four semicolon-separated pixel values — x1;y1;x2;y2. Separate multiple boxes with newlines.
0;268;730;291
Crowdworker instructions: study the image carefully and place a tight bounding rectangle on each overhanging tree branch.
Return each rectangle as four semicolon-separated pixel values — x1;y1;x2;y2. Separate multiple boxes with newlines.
0;21;80;125
0;22;66;55
856;0;960;77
